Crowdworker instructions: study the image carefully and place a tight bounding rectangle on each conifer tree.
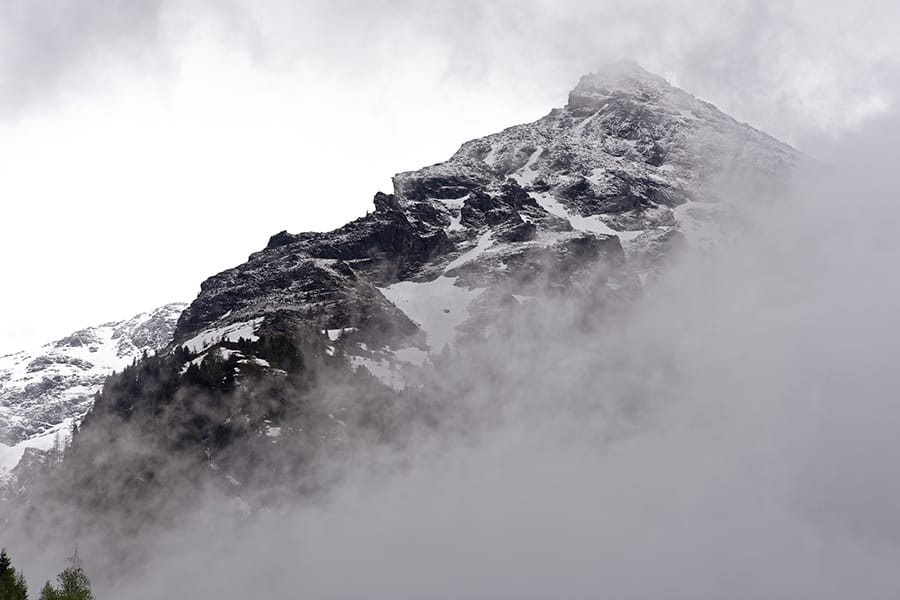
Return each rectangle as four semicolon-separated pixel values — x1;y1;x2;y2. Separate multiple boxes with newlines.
0;550;10;577
0;548;30;600
13;573;27;600
38;548;93;600
38;582;57;600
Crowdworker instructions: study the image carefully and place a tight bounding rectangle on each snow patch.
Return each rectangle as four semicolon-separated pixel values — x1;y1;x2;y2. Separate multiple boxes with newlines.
380;277;482;353
445;232;493;273
440;194;470;210
447;213;464;233
483;143;502;167
0;417;73;478
242;356;271;368
532;192;614;236
616;230;646;242
325;327;357;342
512;147;543;186
393;347;430;366
182;318;265;354
530;190;644;240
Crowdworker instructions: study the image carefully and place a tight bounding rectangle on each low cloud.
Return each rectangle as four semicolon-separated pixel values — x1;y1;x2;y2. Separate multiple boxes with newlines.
8;140;900;597
3;0;900;140
4;3;900;597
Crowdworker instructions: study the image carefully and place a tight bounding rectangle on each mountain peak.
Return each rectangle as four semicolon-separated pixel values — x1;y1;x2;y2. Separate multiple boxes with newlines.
567;61;683;114
585;59;662;83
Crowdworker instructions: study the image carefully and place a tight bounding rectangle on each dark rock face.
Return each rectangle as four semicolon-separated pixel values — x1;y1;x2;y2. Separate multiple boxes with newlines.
391;163;491;202
175;201;458;343
556;172;685;217
174;167;631;357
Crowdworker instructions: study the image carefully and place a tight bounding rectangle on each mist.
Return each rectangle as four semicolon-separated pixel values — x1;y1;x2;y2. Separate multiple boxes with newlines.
4;134;893;598
4;1;900;597
4;0;898;142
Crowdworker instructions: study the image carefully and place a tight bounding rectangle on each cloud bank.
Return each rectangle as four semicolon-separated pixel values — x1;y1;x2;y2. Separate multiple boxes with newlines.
10;146;900;597
4;5;900;596
3;0;900;141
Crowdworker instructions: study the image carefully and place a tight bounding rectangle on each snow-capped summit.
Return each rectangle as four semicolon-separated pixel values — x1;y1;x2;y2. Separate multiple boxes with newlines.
394;61;799;249
569;60;674;102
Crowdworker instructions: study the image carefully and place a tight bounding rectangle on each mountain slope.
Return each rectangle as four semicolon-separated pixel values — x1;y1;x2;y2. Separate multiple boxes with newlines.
0;303;186;480
18;62;803;528
173;61;801;377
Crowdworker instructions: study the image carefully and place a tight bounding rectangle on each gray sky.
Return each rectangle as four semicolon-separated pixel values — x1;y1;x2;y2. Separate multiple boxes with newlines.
1;0;899;353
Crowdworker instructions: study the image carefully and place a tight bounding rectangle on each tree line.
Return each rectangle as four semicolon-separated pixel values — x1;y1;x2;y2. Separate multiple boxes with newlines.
0;548;94;600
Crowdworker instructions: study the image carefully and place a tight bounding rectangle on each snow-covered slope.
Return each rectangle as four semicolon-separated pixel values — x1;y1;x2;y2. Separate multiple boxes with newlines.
0;303;186;479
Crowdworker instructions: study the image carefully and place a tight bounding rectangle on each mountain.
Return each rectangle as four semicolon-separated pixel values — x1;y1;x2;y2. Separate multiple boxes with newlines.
0;303;186;483
13;62;802;529
171;60;799;383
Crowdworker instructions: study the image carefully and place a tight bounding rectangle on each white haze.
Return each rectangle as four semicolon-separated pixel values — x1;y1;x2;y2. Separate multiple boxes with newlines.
4;1;900;597
9;146;894;598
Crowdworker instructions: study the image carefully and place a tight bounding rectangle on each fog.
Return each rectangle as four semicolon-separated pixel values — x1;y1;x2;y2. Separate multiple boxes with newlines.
5;1;900;597
4;0;898;141
6;147;895;598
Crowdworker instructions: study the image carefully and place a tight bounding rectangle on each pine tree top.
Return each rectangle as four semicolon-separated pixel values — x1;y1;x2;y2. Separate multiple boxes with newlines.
0;548;11;576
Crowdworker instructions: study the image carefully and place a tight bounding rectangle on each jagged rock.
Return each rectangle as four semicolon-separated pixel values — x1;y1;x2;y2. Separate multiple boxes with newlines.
373;191;402;212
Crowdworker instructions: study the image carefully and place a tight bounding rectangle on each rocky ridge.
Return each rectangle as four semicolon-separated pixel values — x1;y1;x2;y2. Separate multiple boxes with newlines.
172;61;801;391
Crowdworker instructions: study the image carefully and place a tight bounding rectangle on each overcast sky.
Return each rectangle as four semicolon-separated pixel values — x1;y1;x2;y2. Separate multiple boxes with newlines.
1;0;899;353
